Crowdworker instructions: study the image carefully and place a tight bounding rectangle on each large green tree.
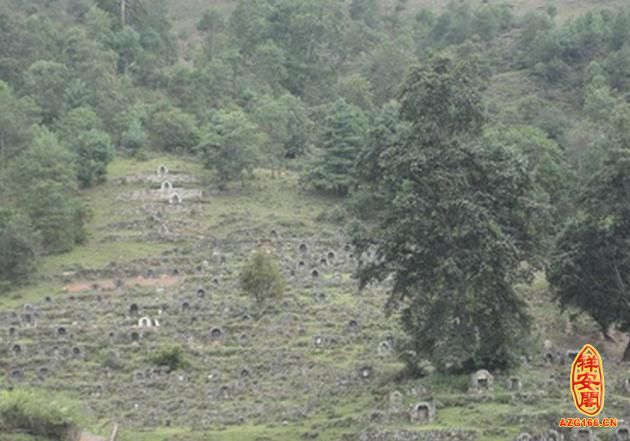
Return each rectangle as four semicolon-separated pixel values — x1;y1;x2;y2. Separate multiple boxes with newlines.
548;148;630;361
351;54;539;372
0;81;39;170
8;129;87;254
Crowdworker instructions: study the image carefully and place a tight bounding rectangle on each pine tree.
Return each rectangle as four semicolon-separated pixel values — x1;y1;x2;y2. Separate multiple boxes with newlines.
304;99;367;196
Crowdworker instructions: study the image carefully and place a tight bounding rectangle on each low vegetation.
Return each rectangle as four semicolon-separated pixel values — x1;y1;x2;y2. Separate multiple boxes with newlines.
0;389;83;441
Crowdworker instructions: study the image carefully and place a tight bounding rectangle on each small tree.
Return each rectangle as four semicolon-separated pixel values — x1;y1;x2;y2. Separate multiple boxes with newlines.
0;209;40;289
71;129;114;188
151;345;188;371
240;250;285;304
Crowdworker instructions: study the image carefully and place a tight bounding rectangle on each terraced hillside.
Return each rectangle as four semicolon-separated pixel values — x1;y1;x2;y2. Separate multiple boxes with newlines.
2;157;630;441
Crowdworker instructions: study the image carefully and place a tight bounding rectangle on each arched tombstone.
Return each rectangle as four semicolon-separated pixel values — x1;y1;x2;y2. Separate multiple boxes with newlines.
130;331;140;342
169;193;181;205
237;333;249;345
613;426;630;441
270;230;279;238
240;368;251;379
160;180;173;192
38;367;49;380
515;433;533;441
12;344;22;355
319;258;327;266
327;251;335;260
347;319;359;332
8;327;16;337
507;376;522;391
359;365;373;379
181;301;190;312
72;347;82;357
389;390;403;413
378;341;393;357
311;269;319;278
313;336;323;348
210;327;224;340
573;427;592;441
196;288;206;298
129;303;139;316
469;369;494;393
57;326;67;336
620;378;630;395
157;165;169;177
298;243;308;253
138;317;152;328
410;401;435;424
544;351;556;364
314;292;327;303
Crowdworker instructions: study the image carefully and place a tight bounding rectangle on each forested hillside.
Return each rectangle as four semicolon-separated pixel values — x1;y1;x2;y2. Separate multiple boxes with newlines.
1;1;630;440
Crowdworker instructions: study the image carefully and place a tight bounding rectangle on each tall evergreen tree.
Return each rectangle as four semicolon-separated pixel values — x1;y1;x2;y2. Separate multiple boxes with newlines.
304;99;367;196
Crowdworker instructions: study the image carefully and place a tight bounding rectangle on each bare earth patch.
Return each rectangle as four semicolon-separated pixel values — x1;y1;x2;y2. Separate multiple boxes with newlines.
64;275;180;293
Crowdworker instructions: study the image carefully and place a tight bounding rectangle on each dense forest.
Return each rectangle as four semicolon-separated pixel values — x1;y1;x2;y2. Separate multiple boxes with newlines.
2;0;630;378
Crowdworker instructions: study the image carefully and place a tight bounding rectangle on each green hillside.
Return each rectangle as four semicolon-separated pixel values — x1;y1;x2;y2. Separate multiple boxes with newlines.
2;155;629;441
2;0;630;440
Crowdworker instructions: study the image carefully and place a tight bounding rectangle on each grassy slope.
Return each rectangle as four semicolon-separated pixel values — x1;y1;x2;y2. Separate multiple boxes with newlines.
2;155;628;441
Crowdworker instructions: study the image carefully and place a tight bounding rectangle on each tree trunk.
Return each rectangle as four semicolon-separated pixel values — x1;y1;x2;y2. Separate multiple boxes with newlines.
121;0;126;27
623;337;630;362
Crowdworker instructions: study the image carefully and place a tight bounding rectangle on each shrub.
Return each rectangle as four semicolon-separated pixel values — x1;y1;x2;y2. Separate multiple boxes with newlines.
151;345;189;371
0;389;83;440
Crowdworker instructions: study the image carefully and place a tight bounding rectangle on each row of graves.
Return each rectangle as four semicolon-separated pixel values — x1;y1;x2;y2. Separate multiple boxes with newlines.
1;220;405;430
2;165;629;439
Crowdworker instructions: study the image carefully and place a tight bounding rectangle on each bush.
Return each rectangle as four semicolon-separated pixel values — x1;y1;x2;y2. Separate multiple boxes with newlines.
240;250;285;304
0;208;40;287
0;389;83;440
151;345;189;371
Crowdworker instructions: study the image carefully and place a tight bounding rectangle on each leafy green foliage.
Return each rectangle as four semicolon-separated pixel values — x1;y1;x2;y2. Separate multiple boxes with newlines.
240;250;285;304
7;129;87;254
22;60;69;124
0;81;39;166
0;209;40;289
71;129;114;187
0;389;84;440
352;53;539;372
197;109;262;186
147;106;200;153
549;148;630;361
303;99;367;196
151;345;189;371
